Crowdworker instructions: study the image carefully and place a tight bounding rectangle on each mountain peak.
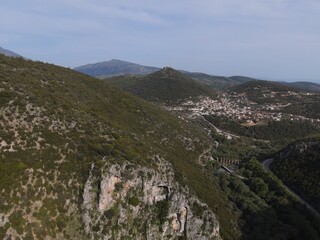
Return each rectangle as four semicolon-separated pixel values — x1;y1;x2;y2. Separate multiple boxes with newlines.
105;67;217;104
150;66;187;80
0;46;22;57
108;59;130;64
75;59;159;77
161;66;177;73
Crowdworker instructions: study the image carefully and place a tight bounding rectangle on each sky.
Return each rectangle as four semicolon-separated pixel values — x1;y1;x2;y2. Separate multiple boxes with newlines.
1;0;320;82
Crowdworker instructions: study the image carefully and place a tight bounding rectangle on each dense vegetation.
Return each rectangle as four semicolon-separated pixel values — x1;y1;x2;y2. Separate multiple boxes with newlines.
230;80;298;104
204;115;319;141
281;81;320;93
0;55;240;239
210;130;280;161
106;69;320;239
216;158;320;240
105;67;217;104
283;97;320;119
273;139;320;212
185;73;247;90
1;54;320;239
207;124;320;239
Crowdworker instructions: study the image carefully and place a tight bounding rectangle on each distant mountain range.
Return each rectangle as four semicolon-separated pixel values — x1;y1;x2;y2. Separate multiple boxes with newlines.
1;46;319;93
75;59;320;93
0;46;22;57
74;59;160;77
280;81;320;93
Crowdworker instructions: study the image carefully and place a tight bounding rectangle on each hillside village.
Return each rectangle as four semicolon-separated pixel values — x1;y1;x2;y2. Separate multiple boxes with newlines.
170;91;320;125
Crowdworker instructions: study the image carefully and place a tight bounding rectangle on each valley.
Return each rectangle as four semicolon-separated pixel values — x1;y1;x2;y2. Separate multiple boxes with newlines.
0;55;237;240
102;66;320;239
1;53;320;240
263;158;320;217
2;1;320;239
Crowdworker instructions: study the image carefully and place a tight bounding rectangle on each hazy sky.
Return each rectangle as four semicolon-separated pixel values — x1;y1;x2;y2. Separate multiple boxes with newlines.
1;0;320;81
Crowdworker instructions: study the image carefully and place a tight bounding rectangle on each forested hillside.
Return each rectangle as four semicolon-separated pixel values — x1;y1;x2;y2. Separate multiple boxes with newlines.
273;139;320;212
105;67;217;104
1;54;320;240
0;55;238;239
204;115;319;141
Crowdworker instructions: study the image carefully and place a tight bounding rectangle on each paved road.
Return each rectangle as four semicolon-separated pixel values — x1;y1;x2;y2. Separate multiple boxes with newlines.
262;158;320;217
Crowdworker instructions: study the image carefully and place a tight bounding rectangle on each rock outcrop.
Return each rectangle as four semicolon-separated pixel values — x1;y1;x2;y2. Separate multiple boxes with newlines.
82;156;221;239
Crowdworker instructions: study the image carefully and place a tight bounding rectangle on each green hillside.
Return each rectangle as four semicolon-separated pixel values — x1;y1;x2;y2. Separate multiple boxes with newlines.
228;76;260;83
105;67;217;104
2;55;320;240
273;138;320;212
0;55;240;239
281;81;320;93
185;72;240;90
205;115;319;141
230;80;298;103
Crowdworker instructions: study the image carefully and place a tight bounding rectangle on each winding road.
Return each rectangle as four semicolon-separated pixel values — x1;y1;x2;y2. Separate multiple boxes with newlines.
262;158;320;217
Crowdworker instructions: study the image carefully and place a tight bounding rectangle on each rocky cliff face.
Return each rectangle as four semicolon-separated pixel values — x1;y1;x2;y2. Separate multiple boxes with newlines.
82;156;221;240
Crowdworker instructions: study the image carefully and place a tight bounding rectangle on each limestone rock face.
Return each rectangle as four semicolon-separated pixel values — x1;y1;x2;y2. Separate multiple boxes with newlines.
82;156;221;240
99;175;121;211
